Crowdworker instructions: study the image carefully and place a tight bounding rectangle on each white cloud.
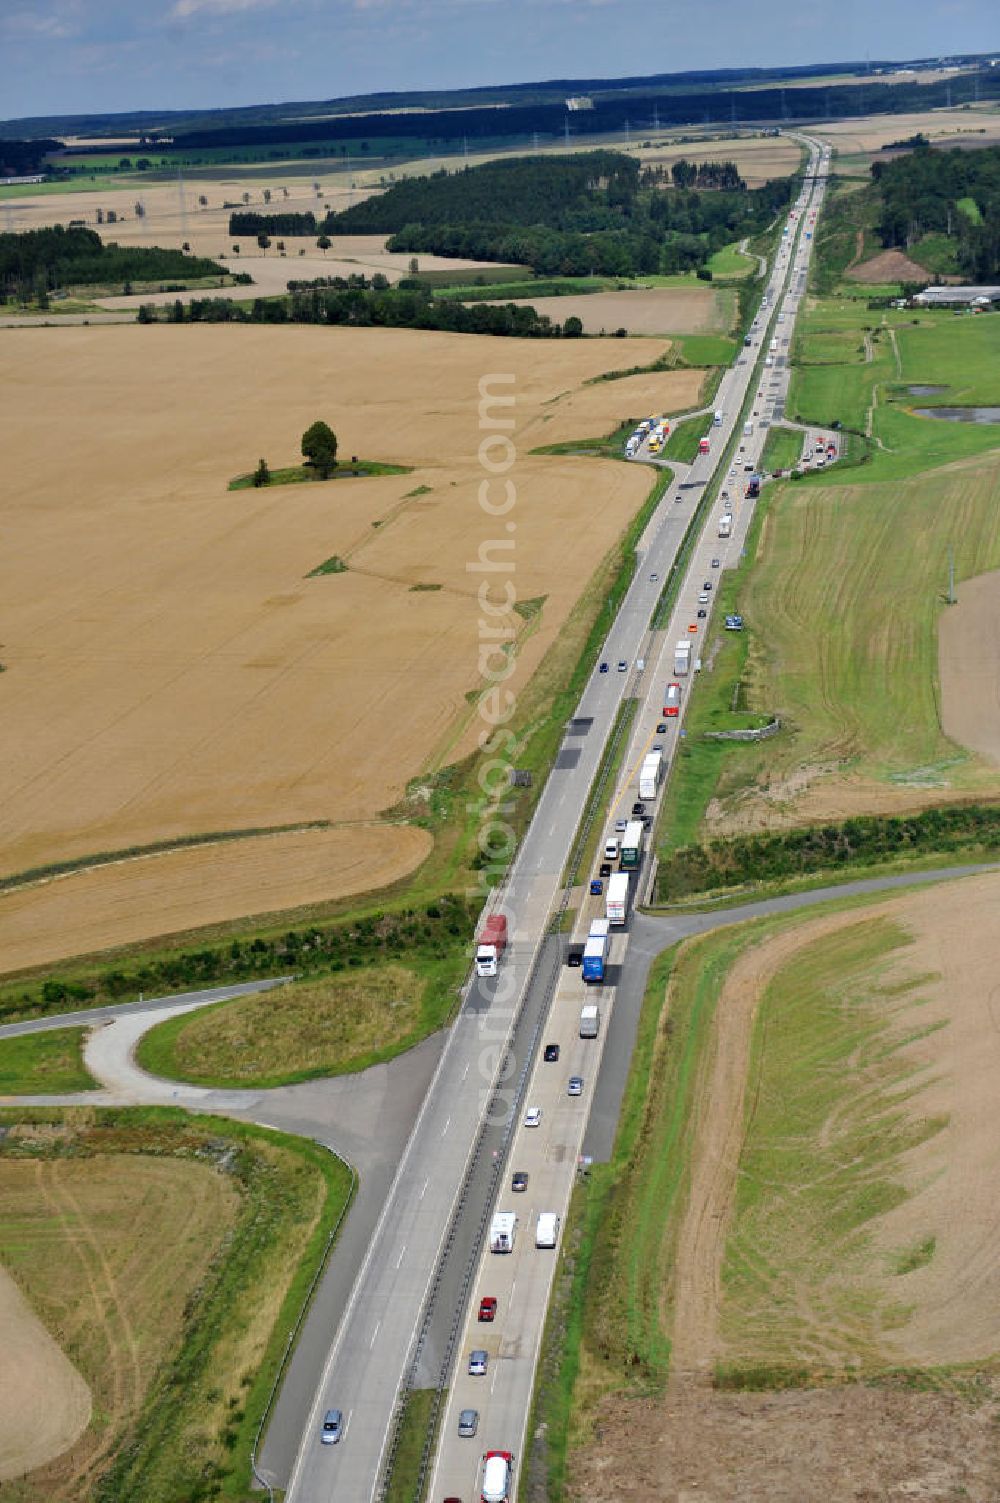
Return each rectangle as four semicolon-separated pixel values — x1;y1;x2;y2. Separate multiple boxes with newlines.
168;0;284;18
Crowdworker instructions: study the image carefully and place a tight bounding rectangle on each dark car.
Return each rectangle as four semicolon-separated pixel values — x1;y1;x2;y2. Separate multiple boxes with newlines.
697;608;707;618
632;802;645;816
711;557;720;568
703;581;712;591
512;1171;529;1192
589;878;603;896
567;948;583;968
599;862;612;878
543;1043;560;1062
657;722;667;733
599;662;609;673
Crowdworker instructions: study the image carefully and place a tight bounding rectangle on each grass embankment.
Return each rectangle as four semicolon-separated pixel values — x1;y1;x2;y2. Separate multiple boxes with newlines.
663;414;710;463
707;242;757;278
384;1389;440;1503
137;954;460;1088
0;1108;353;1503
719;914;946;1383
229;458;411;490
759;423;803;472
0;1028;95;1094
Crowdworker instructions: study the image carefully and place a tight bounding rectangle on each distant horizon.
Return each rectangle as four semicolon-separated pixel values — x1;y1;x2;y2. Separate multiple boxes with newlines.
1;0;998;125
4;51;997;131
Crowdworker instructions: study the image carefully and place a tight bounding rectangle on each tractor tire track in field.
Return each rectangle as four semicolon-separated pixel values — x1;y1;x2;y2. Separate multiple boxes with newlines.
666;907;881;1389
36;1161;142;1495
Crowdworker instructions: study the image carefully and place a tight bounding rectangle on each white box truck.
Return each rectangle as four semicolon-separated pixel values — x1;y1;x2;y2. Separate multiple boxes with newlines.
606;870;629;925
639;750;663;800
490;1212;516;1253
718;514;733;538
535;1212;559;1249
589;917;610;939
674;640;692;676
579;1003;600;1038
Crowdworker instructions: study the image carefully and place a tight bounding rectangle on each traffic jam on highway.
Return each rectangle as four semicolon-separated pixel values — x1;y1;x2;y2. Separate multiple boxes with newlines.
293;143;830;1503
422;144;831;1503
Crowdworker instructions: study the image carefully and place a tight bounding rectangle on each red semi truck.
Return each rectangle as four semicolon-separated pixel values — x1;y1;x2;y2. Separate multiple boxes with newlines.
698;436;711;455
475;913;508;977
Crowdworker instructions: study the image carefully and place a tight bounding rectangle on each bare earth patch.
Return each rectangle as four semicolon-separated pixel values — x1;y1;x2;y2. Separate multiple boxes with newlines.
939;569;1000;769
578;1383;1000;1502
0;1266;91;1481
471;287;725;336
846;248;935;284
0;823;432;977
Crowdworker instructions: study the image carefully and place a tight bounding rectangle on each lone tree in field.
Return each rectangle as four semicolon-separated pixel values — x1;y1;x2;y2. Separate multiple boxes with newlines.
317;235;331;254
253;457;271;487
302;421;338;479
257;233;271;254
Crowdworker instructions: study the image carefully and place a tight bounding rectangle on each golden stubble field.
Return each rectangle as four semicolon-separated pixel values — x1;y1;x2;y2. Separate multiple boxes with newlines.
0;324;702;967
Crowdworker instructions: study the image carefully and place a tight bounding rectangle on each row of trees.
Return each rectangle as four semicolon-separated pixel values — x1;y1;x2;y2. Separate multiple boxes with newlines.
641;159;746;191
139;286;585;337
871;142;1000;281
228;210;318;236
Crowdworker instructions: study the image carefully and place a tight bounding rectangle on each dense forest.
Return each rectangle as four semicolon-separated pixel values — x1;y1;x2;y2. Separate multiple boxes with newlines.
0;225;224;302
0;137;60;175
871;142;1000;280
228;210;318;237
141;283;584;337
324;151;792;277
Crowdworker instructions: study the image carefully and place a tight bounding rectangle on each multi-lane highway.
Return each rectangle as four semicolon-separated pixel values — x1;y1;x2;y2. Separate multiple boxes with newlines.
284;137;828;1503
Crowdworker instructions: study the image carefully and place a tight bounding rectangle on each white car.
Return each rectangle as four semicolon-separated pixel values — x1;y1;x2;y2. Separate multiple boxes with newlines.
524;1107;542;1128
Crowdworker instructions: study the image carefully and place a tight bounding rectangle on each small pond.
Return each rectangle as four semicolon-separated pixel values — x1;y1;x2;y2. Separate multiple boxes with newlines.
907;384;947;396
912;407;1000;424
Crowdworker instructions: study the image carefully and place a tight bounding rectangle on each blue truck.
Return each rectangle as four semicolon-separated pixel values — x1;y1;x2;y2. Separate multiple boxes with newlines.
582;934;607;984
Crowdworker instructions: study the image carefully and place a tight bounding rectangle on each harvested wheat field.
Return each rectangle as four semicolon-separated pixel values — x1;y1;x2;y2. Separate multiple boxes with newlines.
0;823;432;975
523;364;705;449
0;324;657;960
813;106;1000;170
470;286;725;337
574;870;1000;1501
0;1152;238;1499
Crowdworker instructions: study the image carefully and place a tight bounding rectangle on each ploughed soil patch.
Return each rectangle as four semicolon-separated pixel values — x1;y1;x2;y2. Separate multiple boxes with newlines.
845;248;935;283
576;1380;1000;1501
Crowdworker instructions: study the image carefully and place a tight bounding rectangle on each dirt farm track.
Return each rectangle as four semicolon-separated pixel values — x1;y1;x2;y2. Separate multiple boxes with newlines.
0;325;702;968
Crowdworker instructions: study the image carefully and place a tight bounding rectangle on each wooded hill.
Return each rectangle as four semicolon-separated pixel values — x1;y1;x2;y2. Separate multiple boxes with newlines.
324;151;793;277
871;142;1000;281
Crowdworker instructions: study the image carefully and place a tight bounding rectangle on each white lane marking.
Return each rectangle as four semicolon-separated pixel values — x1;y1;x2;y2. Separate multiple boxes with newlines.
508;1279;516;1308
491;1362;500;1394
343;1408;353;1441
420;1178;429;1200
370;1321;380;1349
462;1061;470;1081
396;1244;406;1269
441;1116;451;1137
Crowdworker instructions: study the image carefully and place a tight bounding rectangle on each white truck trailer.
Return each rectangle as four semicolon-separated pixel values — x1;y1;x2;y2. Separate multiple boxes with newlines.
639;749;663;800
606;870;629;925
489;1212;517;1253
674;640;692;676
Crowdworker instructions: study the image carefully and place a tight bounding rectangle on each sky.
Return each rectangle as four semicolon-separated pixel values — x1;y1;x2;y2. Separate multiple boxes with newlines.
1;0;999;123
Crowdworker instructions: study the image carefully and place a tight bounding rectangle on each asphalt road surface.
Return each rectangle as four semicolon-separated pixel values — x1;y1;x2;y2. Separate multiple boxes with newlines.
428;138;832;1503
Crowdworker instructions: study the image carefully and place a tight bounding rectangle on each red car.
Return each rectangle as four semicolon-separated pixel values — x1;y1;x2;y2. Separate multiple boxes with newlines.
478;1297;497;1322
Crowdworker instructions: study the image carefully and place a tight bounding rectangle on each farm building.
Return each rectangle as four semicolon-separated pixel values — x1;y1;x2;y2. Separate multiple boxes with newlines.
912;285;1000;307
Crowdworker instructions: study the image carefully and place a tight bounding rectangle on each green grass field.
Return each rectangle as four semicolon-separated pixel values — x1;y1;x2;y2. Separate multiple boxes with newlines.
720;914;945;1379
663;415;710;463
707;242;757;279
760;424;803;472
671;333;739;367
655;446;1000;861
0;1028;94;1094
229;458;410;490
136;953;463;1088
